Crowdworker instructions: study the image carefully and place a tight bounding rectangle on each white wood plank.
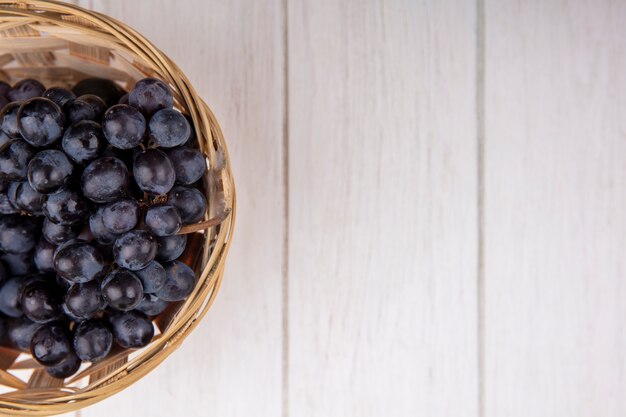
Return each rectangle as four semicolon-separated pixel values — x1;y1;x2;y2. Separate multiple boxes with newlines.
287;1;479;416
484;1;626;416
77;1;285;416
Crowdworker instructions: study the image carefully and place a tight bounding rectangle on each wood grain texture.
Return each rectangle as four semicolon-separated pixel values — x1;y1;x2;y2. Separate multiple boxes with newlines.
483;1;626;416
287;1;478;416
77;1;285;416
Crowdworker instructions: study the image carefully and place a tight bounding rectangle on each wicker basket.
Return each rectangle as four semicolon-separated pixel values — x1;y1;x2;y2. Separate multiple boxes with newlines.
0;1;235;415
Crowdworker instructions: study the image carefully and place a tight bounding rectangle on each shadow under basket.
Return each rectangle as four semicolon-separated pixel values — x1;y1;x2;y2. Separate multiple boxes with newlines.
0;1;236;415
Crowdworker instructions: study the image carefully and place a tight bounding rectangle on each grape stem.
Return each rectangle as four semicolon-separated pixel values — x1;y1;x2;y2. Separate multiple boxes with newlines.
176;209;231;234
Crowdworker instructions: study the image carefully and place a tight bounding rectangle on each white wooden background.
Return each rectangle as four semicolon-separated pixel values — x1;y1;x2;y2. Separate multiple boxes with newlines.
59;0;626;416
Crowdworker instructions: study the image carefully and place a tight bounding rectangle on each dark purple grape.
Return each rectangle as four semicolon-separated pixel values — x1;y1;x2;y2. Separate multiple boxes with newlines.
21;280;62;323
101;269;143;311
43;87;76;107
0;276;25;317
101;198;140;234
27;149;73;194
144;204;181;236
34;238;56;273
81;157;129;203
0;191;19;214
54;241;106;283
118;93;129;104
156;261;195;301
0;139;34;180
135;260;166;293
42;218;80;245
73;319;112;362
64;280;104;320
8;79;45;101
0;316;5;342
17;98;65;147
62;120;105;164
31;324;71;366
155;234;187;262
7;317;41;350
148;109;190;148
135;293;168;316
63;98;96;124
0;130;11;148
113;230;157;271
168;147;206;185
102;104;146;149
0;214;39;253
14;181;43;215
89;207;118;245
78;94;106;120
45;350;80;378
43;187;90;225
133;148;175;194
0;101;22;137
168;186;206;224
110;310;154;348
72;77;126;107
0;252;36;276
128;78;173;116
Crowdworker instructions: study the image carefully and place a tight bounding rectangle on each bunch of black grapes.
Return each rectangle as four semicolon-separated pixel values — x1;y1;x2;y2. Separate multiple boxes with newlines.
0;77;207;378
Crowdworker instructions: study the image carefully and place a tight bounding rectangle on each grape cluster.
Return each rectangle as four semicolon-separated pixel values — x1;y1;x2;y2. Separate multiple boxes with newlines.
0;77;207;378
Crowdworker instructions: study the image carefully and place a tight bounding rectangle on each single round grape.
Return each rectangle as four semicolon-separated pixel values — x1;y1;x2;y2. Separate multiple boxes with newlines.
54;242;106;283
21;280;62;324
168;147;206;185
113;230;157;271
43;187;90;225
102;104;146;149
144;204;181;236
0;214;39;254
8;79;45;101
168;186;206;224
0;139;34;180
155;234;187;262
135;260;167;293
101;199;140;234
42;218;80;245
72;77;126;107
34;238;56;273
0;191;19;214
27;149;73;194
135;293;168;316
73;319;113;362
110;310;154;348
45;350;80;379
101;269;143;311
81;157;129;203
128;78;173;116
62;120;105;164
64;280;104;321
63;98;96;124
7;317;41;351
156;261;195;301
78;94;107;120
17;98;65;147
0;101;23;137
89;207;118;245
0;276;25;317
0;252;36;276
133;148;175;194
148;108;190;148
43;87;76;108
31;324;71;366
14;181;43;215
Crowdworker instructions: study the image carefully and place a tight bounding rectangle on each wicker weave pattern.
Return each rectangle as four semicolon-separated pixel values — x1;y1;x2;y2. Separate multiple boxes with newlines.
0;1;235;415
